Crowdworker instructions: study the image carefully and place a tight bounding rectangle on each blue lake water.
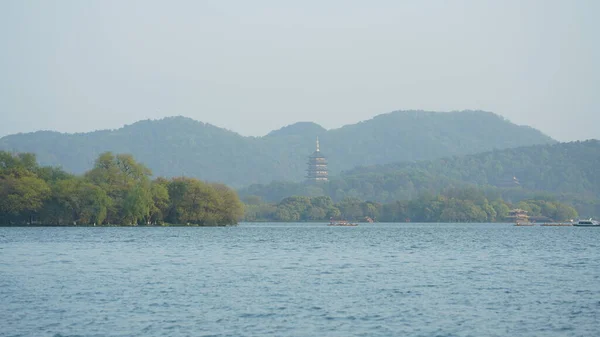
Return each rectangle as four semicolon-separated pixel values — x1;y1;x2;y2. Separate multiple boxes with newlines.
1;223;599;337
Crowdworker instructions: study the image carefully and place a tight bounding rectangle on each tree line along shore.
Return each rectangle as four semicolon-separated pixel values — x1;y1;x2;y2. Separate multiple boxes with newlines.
0;151;243;226
1;151;578;226
243;192;578;223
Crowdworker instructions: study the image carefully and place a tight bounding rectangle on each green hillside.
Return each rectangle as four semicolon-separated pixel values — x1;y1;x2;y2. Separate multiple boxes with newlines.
0;110;554;187
239;140;600;216
337;140;600;200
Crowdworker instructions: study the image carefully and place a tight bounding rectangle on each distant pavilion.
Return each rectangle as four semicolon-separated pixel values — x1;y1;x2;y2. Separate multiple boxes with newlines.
306;137;328;182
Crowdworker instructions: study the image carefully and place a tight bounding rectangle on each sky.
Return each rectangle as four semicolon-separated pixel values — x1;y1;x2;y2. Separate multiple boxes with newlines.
0;0;598;141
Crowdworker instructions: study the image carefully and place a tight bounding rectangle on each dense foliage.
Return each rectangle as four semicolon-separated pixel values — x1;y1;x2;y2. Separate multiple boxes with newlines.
243;189;578;223
342;140;600;198
0;152;243;226
0;111;554;187
240;140;600;217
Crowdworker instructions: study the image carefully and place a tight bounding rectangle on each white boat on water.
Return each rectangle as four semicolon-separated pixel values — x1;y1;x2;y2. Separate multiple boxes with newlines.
574;218;600;227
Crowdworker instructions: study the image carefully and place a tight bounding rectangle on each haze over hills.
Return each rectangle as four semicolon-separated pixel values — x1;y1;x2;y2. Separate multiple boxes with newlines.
240;140;600;217
0;110;555;187
339;139;600;202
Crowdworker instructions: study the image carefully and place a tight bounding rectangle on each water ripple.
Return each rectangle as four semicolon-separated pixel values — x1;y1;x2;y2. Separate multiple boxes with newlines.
1;223;599;337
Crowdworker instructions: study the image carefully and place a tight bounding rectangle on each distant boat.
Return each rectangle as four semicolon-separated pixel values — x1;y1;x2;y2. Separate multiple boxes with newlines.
515;221;534;226
574;218;600;227
540;222;573;226
328;219;358;227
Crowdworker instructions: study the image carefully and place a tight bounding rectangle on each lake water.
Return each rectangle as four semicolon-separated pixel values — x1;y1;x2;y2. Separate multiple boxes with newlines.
1;223;599;337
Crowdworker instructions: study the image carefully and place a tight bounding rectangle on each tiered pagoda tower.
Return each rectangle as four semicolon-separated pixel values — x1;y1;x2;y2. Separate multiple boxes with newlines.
306;137;328;182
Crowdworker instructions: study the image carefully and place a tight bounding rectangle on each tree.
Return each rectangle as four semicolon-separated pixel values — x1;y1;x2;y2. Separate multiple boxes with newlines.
212;183;245;225
167;178;241;225
39;178;109;225
553;203;578;221
149;179;170;224
0;172;50;223
123;185;152;225
491;200;510;221
84;152;152;224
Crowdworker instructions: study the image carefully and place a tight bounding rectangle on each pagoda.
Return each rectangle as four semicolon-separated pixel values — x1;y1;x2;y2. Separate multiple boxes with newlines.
306;137;328;182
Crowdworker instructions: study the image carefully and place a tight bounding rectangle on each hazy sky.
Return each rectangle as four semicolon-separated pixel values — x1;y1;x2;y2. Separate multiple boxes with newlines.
1;0;598;141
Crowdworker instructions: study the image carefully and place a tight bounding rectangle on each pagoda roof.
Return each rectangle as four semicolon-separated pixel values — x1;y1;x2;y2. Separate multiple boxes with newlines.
308;151;326;158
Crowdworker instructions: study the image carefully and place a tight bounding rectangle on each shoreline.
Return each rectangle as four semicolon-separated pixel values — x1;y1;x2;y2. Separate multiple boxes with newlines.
0;223;238;228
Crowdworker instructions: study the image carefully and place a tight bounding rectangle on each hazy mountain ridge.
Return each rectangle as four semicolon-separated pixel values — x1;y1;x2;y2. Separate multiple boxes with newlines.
336;139;600;199
239;140;600;216
323;110;555;171
0;110;555;187
266;122;327;138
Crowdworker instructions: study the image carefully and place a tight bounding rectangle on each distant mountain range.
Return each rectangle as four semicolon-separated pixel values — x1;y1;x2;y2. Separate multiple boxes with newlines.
0;110;555;187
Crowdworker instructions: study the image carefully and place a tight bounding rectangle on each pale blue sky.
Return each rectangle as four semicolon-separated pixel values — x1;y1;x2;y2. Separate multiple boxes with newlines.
1;0;598;141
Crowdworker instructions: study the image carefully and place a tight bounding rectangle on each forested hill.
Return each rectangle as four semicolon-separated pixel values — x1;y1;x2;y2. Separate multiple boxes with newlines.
335;140;600;200
239;140;600;215
0;110;554;187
